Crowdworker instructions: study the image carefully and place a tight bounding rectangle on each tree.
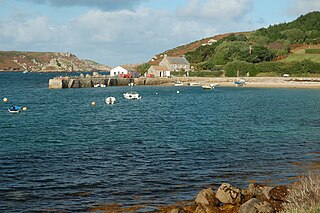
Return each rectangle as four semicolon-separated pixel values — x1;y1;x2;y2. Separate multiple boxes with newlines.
136;63;150;76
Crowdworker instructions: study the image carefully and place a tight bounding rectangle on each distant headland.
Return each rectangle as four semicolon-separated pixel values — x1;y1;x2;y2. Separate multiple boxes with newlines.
0;51;111;72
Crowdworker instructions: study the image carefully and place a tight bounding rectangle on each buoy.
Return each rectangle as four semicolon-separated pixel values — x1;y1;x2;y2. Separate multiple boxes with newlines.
156;93;158;95
22;106;28;111
177;91;180;94
91;101;96;106
3;98;8;103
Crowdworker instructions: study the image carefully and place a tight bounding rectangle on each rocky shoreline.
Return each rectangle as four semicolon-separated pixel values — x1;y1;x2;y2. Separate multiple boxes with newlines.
87;182;291;213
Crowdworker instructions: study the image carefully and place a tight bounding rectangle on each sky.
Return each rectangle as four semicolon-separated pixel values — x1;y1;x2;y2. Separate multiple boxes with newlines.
0;0;319;66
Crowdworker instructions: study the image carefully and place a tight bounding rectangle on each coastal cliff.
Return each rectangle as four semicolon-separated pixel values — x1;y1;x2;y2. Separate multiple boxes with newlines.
0;51;111;72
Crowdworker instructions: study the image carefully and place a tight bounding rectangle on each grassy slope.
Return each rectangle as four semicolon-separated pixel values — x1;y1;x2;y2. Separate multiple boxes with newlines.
283;45;320;63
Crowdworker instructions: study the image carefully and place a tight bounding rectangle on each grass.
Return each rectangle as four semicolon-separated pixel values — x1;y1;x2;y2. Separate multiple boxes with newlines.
283;49;320;63
282;172;320;213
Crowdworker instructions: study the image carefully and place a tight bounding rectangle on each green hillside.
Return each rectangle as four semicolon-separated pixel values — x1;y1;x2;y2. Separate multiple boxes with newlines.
164;11;320;77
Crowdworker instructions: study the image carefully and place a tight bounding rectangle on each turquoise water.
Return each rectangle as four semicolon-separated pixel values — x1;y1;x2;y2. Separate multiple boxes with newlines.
1;72;320;212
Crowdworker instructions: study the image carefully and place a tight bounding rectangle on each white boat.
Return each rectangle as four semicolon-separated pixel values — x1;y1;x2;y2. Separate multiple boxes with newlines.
105;97;116;104
94;83;106;87
174;81;183;86
209;83;219;87
202;85;215;90
123;91;141;100
123;84;141;100
188;82;200;86
8;106;21;113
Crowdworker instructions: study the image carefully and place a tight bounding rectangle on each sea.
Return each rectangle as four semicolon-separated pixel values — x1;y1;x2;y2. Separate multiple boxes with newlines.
0;72;320;212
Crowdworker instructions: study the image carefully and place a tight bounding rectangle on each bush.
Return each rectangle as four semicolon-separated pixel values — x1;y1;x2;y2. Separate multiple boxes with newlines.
224;60;257;77
189;70;223;77
282;172;320;213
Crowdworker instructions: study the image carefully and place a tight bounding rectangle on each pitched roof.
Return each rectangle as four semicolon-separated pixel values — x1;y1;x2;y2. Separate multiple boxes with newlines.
150;65;169;71
166;56;190;65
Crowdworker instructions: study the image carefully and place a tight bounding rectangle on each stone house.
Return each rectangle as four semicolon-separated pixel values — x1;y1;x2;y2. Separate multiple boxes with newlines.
159;54;190;71
147;65;170;77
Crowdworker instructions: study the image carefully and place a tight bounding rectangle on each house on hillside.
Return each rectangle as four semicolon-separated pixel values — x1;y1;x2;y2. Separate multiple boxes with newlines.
159;54;190;71
110;66;128;77
147;65;170;77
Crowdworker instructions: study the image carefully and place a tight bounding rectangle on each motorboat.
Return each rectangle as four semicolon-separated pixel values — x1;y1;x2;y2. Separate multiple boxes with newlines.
123;91;141;100
202;85;215;90
105;97;116;104
123;83;141;100
8;106;21;113
234;79;246;86
174;80;184;86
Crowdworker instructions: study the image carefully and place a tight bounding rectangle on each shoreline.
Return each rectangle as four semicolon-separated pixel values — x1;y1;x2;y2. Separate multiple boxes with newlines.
159;77;320;89
48;75;320;89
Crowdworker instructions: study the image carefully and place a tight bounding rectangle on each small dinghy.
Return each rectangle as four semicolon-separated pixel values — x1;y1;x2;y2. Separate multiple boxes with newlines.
8;105;21;113
105;97;116;104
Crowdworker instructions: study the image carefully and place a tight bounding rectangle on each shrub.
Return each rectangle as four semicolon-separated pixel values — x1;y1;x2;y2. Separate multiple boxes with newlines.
224;60;257;77
282;172;320;213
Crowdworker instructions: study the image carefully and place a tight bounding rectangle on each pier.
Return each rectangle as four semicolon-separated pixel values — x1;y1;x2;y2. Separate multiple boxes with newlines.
48;76;175;89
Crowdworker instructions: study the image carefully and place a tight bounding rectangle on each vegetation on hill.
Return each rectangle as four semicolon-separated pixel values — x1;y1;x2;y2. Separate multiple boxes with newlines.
158;11;320;77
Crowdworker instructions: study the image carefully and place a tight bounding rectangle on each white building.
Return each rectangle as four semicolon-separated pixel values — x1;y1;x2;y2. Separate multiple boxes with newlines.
110;66;128;76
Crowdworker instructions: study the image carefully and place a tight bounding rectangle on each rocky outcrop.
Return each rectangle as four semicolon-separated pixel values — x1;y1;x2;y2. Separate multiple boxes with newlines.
156;182;294;213
0;51;111;72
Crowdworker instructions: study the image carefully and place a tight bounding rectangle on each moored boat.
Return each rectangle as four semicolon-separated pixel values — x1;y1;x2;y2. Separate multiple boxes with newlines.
8;106;21;113
123;91;141;100
105;97;116;104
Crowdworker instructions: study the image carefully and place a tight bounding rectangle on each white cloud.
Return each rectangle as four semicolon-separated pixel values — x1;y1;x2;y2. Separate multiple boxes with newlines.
289;0;320;15
0;0;257;65
177;0;252;19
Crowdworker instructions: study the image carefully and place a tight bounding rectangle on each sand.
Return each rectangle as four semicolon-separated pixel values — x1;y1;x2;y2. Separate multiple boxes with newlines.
170;77;320;89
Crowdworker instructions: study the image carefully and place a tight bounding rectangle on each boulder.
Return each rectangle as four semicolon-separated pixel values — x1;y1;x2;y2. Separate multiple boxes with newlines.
195;188;220;206
245;183;272;201
239;198;273;213
215;183;242;204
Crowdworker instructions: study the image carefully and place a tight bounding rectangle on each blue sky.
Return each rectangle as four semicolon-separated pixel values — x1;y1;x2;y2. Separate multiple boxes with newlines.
0;0;319;66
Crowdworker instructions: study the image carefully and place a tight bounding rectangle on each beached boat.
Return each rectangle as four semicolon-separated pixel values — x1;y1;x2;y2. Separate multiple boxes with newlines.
8;106;21;113
174;81;184;86
234;79;246;86
202;85;215;90
188;82;200;86
209;83;219;87
105;97;116;104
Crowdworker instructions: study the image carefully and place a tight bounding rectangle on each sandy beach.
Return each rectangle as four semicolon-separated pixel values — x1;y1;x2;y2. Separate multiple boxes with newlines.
168;77;320;89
